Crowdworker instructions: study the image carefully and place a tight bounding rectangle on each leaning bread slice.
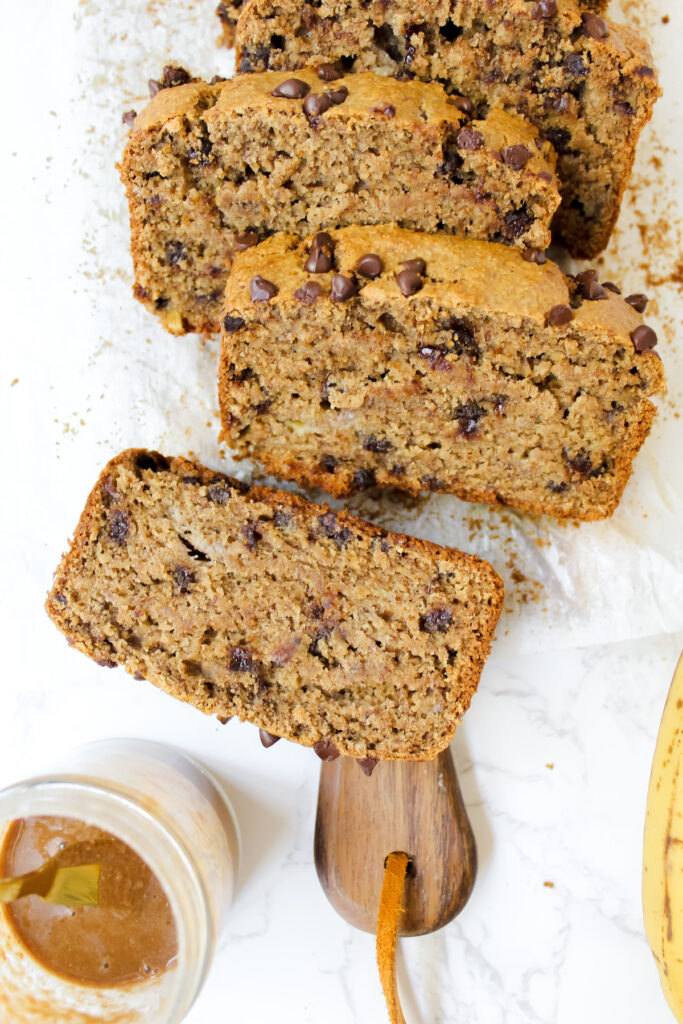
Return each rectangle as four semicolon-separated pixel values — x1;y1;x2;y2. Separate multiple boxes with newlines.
218;225;665;520
46;450;503;760
121;67;559;334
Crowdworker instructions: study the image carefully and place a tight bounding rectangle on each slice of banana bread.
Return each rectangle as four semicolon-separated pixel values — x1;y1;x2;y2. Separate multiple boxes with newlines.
46;450;503;760
121;68;559;335
235;0;659;258
218;225;665;520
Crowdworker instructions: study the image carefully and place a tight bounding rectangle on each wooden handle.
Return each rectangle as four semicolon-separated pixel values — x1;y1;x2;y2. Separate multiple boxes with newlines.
314;747;477;936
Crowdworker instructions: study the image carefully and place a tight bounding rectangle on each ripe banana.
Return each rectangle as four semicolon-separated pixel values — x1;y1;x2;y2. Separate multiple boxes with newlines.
644;652;683;1020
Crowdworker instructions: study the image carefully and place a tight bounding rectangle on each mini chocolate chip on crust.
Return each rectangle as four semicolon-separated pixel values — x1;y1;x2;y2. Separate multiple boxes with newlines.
259;729;281;747
522;247;547;264
96;658;118;668
305;232;335;273
502;144;532;168
396;268;424;296
402;258;426;275
303;92;332;121
545;304;574;327
314;739;340;761
294;281;322;303
149;66;192;96
325;87;349;105
358;757;379;776
355;253;384;278
631;324;658;351
531;0;557;18
582;12;609;39
353;467;377;490
419;607;453;634
625;293;648;313
234;232;259;251
371;103;396;117
108;509;130;545
456;126;484;150
223;314;245;333
271;78;310;99
317;62;345;81
331;274;357;302
249;275;278;302
575;269;607;301
122;110;137;128
603;281;621;294
447;95;474;116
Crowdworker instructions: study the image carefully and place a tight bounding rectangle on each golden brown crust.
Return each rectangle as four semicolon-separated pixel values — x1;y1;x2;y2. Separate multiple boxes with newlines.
46;449;504;761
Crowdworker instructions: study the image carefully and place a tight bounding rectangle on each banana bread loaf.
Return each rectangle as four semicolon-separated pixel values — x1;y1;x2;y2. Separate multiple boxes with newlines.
218;225;665;520
235;0;659;258
121;68;559;334
46;449;503;760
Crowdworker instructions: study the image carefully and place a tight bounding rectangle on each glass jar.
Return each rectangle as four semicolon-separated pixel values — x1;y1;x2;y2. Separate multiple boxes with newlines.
0;738;239;1024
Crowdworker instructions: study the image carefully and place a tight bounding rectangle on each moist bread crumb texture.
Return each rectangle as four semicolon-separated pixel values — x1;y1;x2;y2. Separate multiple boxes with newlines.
121;68;559;335
235;0;660;258
46;450;504;760
219;225;665;520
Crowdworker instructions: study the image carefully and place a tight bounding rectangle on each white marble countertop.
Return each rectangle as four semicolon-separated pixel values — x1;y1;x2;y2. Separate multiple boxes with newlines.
1;0;682;1021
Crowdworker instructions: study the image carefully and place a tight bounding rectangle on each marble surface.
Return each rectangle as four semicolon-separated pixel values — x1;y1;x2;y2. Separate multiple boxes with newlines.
1;0;682;1021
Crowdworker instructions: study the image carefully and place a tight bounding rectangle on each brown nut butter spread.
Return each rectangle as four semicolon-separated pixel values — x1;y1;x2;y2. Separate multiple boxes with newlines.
0;816;178;987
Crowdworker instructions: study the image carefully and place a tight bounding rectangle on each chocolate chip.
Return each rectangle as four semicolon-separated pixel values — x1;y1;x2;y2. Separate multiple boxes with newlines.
631;324;658;351
564;54;589;77
456;126;484;150
582;12;609;39
325;86;349;105
303;92;332;122
294;281;322;303
210;75;227;85
544;126;572;155
304;232;335;273
402;258;426;275
173;565;195;592
503;206;533;239
135;451;169;472
564;449;592;475
545;304;574;327
625;293;648;313
107;509;130;545
241;523;262;551
454;401;486;437
234;232;259;251
165;240;187;266
249;276;278;302
502;144;532;168
229;647;253;672
331;274;357;302
419;607;453;633
353;467;377;490
318;512;353;548
603;281;621;294
259;729;281;747
371;103;396;117
161;65;192;88
148;79;161;98
96;658;117;668
317;62;344;81
395;269;424;296
522;247;547;265
122;110;137;128
547;480;569;493
531;0;557;17
355;253;384;278
272;78;310;99
450;319;479;358
54;593;67;605
273;509;292;529
314;739;340;761
575;269;607;301
319;454;340;473
358;757;379;776
223;314;245;333
635;65;655;78
363;435;392;453
207;484;232;504
447;95;474;116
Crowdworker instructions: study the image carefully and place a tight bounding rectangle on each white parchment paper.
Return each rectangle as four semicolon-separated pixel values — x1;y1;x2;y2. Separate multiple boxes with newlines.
1;0;681;658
